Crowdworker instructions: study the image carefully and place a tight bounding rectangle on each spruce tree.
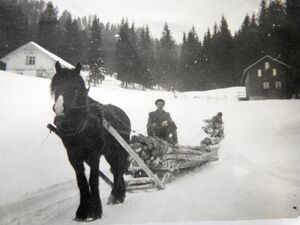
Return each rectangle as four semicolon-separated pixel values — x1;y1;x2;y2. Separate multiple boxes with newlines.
115;19;132;87
156;23;178;88
37;2;62;55
257;0;269;56
128;23;142;87
61;14;84;65
285;0;300;69
233;14;259;83
0;1;29;57
183;27;201;90
138;26;155;88
87;16;105;86
217;16;234;86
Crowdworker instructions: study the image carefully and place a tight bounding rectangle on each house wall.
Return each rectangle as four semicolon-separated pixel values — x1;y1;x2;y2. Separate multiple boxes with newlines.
245;58;290;100
1;44;56;78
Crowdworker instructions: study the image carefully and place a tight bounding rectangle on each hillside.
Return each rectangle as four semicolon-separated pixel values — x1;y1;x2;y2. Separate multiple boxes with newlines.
0;71;300;225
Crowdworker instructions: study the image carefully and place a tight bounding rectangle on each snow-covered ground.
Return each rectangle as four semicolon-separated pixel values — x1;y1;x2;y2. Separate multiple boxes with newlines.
0;71;300;225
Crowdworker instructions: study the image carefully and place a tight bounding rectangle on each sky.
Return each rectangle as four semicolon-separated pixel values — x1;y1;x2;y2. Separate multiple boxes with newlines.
51;0;263;43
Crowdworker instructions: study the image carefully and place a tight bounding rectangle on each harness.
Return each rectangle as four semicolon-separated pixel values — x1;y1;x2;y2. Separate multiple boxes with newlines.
54;88;131;139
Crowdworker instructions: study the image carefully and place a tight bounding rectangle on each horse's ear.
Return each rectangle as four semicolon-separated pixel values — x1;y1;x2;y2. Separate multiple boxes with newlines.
55;61;62;74
75;62;81;74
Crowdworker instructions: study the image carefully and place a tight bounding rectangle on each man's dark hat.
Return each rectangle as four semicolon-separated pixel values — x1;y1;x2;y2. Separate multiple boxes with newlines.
155;98;165;105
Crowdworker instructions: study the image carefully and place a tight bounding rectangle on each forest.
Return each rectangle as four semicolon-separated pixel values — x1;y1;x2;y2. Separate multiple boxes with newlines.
0;0;299;90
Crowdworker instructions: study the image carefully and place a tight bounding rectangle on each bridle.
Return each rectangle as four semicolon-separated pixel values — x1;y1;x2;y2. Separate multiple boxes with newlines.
54;87;94;137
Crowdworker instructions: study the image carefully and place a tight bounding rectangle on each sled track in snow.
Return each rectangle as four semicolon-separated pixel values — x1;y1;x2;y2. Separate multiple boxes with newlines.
0;180;78;225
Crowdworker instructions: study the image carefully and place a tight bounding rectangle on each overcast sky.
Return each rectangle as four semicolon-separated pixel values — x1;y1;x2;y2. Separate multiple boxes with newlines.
51;0;262;43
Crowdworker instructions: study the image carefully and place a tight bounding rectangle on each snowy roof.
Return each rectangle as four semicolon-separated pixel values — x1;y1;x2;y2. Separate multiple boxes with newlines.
30;42;74;69
0;41;74;69
240;55;292;84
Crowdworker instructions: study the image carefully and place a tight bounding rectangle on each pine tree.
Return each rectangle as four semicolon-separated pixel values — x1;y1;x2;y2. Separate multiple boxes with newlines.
0;1;29;57
116;19;132;87
61;14;84;65
102;23;118;73
218;16;234;86
257;0;269;56
178;32;188;90
128;23;142;87
155;23;178;88
233;14;260;83
181;27;201;90
285;0;300;68
138;26;155;88
201;29;214;89
87;16;105;86
285;0;300;91
37;2;62;55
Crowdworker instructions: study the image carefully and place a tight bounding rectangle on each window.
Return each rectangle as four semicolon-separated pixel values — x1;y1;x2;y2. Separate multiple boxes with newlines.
257;69;262;77
275;81;281;89
263;82;270;89
273;68;277;76
26;56;35;65
265;62;270;69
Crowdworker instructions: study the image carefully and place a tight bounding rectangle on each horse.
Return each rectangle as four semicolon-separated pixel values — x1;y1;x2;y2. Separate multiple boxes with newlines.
50;61;131;221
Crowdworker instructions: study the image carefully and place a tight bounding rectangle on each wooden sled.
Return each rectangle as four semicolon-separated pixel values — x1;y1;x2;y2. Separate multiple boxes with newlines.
48;115;224;192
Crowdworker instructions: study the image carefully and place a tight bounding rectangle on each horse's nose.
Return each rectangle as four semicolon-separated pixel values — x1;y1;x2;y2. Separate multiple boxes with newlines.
54;95;64;116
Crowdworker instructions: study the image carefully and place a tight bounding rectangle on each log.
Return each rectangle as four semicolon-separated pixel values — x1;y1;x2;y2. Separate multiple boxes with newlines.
205;144;220;152
156;151;218;171
170;146;208;155
162;151;218;161
126;177;154;186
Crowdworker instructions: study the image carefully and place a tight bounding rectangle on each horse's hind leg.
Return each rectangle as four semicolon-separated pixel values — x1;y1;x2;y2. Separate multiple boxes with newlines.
105;147;128;204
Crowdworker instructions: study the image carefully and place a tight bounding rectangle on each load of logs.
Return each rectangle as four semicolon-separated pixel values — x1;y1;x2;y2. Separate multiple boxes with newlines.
126;115;224;190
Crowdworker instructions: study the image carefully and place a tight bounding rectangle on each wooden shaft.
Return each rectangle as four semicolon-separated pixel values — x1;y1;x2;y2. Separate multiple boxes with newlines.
103;119;165;190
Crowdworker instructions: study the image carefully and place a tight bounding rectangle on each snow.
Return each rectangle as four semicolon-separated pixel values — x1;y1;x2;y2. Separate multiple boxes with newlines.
30;41;74;69
0;71;300;225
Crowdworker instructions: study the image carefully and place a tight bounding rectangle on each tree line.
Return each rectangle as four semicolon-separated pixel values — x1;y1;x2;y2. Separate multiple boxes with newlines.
0;0;299;90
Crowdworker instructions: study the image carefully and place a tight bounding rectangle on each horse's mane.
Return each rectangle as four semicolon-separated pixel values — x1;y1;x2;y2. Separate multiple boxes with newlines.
50;67;86;97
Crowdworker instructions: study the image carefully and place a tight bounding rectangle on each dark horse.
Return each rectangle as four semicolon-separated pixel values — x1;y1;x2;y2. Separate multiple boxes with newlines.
50;61;131;221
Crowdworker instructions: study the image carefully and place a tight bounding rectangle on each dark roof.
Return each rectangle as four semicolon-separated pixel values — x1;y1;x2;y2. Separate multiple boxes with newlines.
240;55;292;84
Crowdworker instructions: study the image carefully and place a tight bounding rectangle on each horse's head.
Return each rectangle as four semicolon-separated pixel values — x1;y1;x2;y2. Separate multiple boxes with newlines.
51;61;88;117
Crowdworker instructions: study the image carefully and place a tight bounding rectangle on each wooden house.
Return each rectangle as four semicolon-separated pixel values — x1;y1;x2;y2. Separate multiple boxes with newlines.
241;55;293;100
0;41;73;78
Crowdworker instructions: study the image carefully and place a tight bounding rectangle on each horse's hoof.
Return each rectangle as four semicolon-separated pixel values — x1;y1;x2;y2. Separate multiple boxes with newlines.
107;194;125;205
73;217;85;222
107;194;115;205
85;216;101;222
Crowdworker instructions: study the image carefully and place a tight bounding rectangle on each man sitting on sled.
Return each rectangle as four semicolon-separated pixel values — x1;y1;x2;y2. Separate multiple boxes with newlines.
147;98;178;146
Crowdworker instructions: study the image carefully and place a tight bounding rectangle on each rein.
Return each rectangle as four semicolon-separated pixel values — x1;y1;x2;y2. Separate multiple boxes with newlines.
55;88;91;137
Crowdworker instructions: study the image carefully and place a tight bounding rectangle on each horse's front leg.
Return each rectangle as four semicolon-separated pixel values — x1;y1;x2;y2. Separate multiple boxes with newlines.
87;158;102;220
70;160;90;221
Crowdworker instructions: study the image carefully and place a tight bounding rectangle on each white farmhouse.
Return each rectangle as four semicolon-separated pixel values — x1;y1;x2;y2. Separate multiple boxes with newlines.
0;41;73;78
